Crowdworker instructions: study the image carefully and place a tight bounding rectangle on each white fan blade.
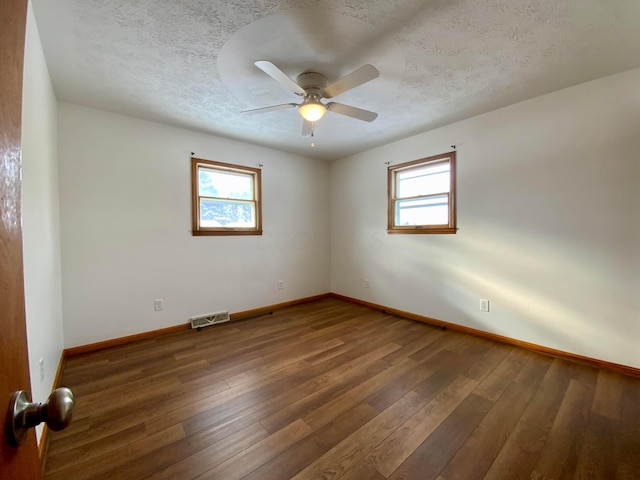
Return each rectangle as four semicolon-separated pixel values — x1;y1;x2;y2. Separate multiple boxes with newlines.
327;102;378;122
241;103;298;115
324;64;379;99
255;61;305;96
302;120;313;136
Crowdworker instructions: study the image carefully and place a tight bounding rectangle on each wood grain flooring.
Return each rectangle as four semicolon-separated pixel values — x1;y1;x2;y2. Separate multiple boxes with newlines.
44;297;640;479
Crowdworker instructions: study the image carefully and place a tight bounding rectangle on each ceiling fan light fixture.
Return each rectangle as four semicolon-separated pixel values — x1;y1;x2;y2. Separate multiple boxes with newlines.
298;99;326;122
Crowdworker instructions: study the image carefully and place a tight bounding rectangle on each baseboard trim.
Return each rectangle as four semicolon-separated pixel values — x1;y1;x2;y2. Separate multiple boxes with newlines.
64;323;191;357
330;293;640;378
231;293;331;320
61;292;639;377
64;293;332;357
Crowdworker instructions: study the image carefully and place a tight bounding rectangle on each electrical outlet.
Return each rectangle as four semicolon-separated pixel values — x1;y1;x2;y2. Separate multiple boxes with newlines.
278;280;284;290
365;279;370;289
39;358;44;383
154;298;164;311
480;299;490;312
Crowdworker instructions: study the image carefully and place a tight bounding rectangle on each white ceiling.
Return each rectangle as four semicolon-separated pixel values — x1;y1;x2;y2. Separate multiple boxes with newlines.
32;0;640;161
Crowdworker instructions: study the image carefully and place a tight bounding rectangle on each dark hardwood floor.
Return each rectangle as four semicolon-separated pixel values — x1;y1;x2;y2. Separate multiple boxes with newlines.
44;297;640;479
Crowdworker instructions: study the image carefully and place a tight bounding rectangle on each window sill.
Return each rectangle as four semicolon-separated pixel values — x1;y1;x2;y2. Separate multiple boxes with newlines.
387;227;457;235
192;230;263;236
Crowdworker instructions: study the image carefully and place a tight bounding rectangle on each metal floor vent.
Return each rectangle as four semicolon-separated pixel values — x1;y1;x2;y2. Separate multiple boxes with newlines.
190;311;230;329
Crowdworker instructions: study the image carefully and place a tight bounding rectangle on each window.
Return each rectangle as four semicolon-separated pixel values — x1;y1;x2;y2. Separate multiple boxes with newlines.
388;151;456;234
191;157;262;236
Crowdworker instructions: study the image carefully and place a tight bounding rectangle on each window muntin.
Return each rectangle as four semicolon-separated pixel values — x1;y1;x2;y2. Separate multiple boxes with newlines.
191;158;262;236
388;151;456;234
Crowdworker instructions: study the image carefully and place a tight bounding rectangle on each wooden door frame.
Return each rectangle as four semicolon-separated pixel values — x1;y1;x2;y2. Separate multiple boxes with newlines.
0;0;43;478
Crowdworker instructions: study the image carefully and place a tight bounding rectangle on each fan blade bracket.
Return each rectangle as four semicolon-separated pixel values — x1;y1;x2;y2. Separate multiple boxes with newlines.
324;64;380;99
254;61;306;96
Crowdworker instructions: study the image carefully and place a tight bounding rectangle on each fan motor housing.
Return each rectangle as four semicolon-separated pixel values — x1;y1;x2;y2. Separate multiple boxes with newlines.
296;72;327;97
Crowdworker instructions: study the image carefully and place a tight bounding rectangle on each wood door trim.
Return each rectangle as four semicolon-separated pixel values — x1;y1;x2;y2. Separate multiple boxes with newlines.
0;0;42;477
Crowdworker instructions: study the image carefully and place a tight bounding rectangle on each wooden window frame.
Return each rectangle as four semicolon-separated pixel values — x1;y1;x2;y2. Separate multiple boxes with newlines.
387;151;457;234
191;157;262;236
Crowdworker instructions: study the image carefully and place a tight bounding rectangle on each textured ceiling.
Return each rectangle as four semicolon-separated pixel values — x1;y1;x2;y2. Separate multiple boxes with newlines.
32;0;640;160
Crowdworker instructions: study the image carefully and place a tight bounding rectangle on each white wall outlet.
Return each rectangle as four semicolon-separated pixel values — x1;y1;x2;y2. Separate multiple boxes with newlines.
39;358;45;382
480;299;490;312
154;298;164;311
278;280;284;290
365;278;370;289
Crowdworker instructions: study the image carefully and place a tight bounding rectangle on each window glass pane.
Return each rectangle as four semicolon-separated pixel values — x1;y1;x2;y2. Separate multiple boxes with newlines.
395;195;448;226
200;198;256;228
397;162;449;198
198;168;254;200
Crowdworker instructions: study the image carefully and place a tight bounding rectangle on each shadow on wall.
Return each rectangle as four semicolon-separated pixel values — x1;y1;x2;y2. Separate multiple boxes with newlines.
365;218;634;365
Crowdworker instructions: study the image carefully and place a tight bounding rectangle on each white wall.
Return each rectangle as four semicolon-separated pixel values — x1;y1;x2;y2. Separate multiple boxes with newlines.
57;104;331;347
331;68;640;369
21;1;65;441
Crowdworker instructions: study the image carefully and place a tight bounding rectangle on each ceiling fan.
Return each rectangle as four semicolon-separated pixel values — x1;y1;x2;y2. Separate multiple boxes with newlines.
242;60;380;135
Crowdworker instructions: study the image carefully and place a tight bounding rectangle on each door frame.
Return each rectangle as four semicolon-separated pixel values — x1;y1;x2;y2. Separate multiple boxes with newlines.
0;0;43;478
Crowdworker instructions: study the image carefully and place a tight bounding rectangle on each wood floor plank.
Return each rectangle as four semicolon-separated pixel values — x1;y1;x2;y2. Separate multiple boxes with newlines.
194;419;313;480
259;341;402;433
443;332;476;354
591;369;625;420
616;378;640;479
462;339;511;381
291;389;430;480
44;298;640;480
472;348;531;402
366;350;456;412
388;393;493;480
409;352;480;407
407;330;457;363
302;356;419;431
224;337;344;387
86;404;270;480
46;423;148;474
51;375;229;449
242;402;379;480
72;375;183;422
61;367;146;399
339;460;387;480
147;421;270;480
529;379;593;480
366;375;479;477
481;358;575;479
179;327;405;437
573;413;618;479
437;374;540;480
145;356;313;435
45;425;185;480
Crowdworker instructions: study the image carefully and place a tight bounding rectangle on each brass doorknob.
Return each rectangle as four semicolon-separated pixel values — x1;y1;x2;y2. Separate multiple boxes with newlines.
6;387;75;446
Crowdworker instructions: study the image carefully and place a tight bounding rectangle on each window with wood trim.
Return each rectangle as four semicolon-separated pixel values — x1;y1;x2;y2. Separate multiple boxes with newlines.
388;151;457;234
191;157;262;236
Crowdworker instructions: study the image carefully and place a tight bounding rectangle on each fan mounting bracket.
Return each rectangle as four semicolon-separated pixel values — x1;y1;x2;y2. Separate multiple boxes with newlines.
296;72;328;97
